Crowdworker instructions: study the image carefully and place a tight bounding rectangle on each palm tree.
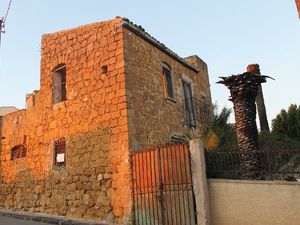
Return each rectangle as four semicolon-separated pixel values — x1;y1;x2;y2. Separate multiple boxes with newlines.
218;73;270;179
247;64;270;133
207;104;238;151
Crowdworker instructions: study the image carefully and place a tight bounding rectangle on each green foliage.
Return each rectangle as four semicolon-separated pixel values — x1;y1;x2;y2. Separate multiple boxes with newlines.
259;104;300;150
259;132;300;150
210;104;238;151
207;103;300;152
271;104;300;142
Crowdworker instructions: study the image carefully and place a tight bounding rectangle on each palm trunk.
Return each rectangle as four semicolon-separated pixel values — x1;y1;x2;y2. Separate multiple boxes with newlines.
247;64;270;133
218;73;268;179
233;95;262;179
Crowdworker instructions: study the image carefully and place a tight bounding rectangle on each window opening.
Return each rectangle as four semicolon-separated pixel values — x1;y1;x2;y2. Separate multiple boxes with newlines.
52;65;66;104
54;137;66;167
163;65;174;99
182;80;196;127
11;145;27;160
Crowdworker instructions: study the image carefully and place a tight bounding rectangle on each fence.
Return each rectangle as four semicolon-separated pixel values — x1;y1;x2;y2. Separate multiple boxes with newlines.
130;144;197;225
205;148;300;180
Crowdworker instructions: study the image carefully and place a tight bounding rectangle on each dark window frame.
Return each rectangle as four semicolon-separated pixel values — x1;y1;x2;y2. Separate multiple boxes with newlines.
52;64;67;104
162;64;175;100
182;79;196;128
11;145;27;160
53;137;66;167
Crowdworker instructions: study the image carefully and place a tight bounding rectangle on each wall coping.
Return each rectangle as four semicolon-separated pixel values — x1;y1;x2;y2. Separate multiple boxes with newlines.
208;178;300;186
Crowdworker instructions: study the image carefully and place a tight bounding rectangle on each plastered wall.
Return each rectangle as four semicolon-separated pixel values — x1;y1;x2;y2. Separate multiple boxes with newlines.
208;179;300;225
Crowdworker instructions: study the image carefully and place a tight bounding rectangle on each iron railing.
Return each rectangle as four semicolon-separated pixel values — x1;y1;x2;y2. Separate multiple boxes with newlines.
205;148;300;180
182;97;211;129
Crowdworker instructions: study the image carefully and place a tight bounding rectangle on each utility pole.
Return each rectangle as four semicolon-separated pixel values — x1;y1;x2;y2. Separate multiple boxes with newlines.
0;17;4;32
0;0;13;48
0;17;5;46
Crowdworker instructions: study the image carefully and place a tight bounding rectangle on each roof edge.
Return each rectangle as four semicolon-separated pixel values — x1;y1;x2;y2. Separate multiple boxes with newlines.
120;20;200;73
0;108;25;117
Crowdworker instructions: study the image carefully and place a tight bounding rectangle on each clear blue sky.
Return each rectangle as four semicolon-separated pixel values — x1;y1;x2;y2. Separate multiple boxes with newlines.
0;0;299;127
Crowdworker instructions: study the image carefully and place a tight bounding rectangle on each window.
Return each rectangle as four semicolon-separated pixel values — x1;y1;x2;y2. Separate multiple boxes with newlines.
182;80;196;128
163;64;174;99
54;138;66;167
11;145;27;160
52;64;66;104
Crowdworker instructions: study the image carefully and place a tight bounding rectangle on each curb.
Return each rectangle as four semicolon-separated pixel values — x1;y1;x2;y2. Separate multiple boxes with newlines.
0;210;112;225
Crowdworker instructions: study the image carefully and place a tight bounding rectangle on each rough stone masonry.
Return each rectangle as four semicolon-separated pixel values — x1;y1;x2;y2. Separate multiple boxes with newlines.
0;17;212;224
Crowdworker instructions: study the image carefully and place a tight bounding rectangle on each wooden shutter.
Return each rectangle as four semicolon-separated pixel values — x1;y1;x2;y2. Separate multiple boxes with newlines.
52;71;62;103
182;80;196;127
163;67;174;99
52;65;66;104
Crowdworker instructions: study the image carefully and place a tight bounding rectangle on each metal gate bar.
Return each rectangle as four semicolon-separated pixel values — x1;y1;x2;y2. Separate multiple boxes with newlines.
130;144;197;225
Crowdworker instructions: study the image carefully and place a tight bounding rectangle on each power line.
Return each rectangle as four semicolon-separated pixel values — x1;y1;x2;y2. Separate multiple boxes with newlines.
4;0;12;23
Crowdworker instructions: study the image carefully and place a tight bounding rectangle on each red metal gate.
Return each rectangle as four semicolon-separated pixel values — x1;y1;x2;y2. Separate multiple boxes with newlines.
130;144;197;225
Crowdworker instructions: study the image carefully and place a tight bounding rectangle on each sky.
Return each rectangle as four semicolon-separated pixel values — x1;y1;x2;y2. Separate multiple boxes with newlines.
0;0;299;128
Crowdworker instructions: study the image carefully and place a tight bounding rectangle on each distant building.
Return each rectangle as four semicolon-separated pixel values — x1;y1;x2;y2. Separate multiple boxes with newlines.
0;106;18;116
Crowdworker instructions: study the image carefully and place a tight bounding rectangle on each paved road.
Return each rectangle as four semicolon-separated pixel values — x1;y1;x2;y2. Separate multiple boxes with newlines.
0;216;52;225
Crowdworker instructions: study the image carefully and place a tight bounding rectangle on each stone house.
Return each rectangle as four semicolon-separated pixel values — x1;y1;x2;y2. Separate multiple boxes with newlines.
0;106;19;116
0;17;212;224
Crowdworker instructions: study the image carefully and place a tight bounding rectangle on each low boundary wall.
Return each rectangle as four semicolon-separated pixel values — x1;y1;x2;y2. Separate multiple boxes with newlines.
208;179;300;225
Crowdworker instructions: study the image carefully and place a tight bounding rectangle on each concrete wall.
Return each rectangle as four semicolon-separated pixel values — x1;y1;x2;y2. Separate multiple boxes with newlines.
208;179;300;225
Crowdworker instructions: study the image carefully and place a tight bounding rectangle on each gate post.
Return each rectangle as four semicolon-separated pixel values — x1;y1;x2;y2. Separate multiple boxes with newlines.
189;139;210;225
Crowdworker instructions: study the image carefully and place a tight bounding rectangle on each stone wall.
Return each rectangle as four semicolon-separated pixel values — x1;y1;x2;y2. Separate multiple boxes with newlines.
0;18;131;224
0;116;2;181
0;17;212;225
123;27;212;150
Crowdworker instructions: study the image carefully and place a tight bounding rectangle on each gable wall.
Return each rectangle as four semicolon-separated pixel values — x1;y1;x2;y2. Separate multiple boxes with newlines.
123;26;212;150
